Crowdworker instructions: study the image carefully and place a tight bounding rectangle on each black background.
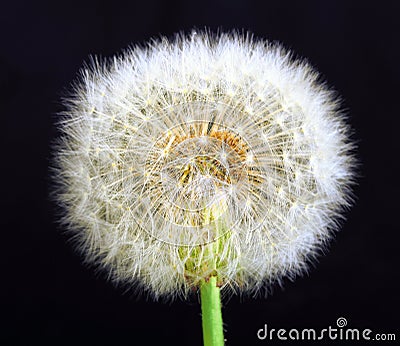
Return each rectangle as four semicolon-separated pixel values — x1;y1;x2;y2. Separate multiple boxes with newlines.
2;1;399;345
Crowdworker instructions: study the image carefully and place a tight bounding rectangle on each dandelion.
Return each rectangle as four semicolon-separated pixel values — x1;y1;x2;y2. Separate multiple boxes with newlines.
54;31;356;345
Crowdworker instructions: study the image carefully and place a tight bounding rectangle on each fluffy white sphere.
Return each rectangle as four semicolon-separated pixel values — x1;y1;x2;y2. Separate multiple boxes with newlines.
54;31;355;299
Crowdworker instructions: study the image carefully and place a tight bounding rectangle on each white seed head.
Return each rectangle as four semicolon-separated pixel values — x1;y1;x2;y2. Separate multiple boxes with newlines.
54;31;356;299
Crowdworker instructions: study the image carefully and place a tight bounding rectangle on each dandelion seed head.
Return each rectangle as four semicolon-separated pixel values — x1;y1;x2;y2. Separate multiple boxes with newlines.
54;31;356;299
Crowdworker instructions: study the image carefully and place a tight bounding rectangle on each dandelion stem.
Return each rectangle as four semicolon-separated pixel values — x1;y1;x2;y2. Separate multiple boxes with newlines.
200;276;224;346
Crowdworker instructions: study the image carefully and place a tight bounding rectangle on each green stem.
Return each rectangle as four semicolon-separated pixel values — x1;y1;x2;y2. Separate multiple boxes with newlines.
200;276;224;346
